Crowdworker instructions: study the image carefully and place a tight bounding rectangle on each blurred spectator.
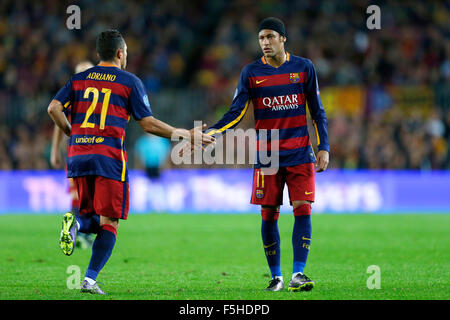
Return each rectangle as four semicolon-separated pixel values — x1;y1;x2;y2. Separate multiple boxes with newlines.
0;0;449;171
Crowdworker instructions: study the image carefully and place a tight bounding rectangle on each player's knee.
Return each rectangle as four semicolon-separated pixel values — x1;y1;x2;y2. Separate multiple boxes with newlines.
293;201;312;216
100;216;119;230
261;205;280;221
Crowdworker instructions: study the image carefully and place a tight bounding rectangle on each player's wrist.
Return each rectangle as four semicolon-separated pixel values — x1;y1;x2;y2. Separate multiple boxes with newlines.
172;128;190;140
318;145;330;153
203;128;219;139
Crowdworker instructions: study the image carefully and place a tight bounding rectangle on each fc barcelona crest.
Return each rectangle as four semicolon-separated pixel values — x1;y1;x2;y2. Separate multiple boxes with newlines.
290;73;300;83
256;189;264;199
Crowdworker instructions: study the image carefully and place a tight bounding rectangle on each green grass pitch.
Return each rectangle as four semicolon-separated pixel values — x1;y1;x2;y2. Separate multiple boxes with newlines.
0;213;448;300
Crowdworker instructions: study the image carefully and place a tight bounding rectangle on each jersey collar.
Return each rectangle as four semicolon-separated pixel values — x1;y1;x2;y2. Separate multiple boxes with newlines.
97;62;119;68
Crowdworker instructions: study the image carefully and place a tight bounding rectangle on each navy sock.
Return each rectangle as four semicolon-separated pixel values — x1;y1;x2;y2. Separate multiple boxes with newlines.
85;225;117;281
261;208;281;277
76;213;101;234
292;205;312;274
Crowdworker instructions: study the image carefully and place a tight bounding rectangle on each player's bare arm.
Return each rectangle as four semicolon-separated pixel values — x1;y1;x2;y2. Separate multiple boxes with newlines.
138;116;215;149
50;126;64;169
47;99;71;137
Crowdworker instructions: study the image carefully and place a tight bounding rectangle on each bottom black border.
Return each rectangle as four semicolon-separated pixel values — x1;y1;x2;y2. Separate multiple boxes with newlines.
1;299;448;318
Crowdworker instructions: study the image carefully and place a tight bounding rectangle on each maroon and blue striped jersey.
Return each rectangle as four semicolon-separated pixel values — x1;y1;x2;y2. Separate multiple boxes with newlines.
207;53;329;168
53;63;152;182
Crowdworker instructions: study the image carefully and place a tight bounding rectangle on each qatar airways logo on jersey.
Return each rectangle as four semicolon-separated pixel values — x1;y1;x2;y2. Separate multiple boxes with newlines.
261;94;305;111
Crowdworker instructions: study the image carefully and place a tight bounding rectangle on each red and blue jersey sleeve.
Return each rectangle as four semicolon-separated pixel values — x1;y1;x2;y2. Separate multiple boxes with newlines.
304;60;329;152
129;76;153;120
206;65;251;136
54;77;73;110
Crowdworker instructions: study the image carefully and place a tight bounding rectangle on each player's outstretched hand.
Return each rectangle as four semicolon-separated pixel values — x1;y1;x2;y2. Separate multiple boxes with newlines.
178;140;195;157
178;124;216;157
316;150;329;172
189;123;216;149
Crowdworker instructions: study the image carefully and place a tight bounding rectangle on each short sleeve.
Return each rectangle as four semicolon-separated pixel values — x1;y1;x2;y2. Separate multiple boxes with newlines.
129;76;153;120
54;78;73;107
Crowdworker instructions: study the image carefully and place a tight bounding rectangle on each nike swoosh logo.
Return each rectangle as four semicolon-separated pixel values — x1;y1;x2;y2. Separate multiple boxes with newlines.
305;191;314;195
301;236;311;241
263;242;277;248
256;79;267;85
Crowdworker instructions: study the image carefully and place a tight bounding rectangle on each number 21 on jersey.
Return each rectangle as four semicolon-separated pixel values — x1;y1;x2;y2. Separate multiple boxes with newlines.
80;87;111;130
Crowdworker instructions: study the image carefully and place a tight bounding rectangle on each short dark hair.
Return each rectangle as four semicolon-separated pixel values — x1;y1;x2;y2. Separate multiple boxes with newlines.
258;17;286;38
96;30;125;61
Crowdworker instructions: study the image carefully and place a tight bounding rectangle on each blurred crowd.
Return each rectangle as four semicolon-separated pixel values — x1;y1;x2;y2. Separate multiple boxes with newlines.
0;0;449;171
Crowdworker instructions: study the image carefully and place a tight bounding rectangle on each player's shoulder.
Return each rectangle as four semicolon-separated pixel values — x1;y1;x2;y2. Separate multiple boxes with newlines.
289;54;312;65
95;65;141;82
115;68;144;87
244;57;265;71
239;57;266;78
289;54;314;69
114;68;139;79
70;66;96;81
